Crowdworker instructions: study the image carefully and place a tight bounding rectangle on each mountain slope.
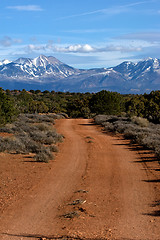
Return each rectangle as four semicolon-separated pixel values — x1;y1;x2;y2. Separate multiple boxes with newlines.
0;55;160;93
0;55;81;81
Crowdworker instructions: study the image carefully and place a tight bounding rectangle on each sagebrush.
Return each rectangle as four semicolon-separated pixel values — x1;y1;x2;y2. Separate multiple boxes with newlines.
94;115;160;160
0;113;64;162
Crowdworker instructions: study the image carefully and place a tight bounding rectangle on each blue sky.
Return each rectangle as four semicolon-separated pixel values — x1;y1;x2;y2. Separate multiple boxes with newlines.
1;0;160;68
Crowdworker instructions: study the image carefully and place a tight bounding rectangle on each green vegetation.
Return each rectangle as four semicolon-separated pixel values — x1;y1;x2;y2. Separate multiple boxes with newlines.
0;88;18;125
1;87;160;163
1;88;160;123
89;90;124;115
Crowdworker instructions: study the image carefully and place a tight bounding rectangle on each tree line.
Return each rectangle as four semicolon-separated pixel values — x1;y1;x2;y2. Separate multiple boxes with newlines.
1;88;160;124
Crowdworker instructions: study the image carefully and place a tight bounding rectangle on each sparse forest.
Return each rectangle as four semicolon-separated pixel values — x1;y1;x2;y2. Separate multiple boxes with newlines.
1;88;160;124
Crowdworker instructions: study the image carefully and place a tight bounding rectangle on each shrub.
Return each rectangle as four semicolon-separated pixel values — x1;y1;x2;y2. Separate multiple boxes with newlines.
47;130;63;143
0;123;14;133
0;137;26;153
22;114;55;124
94;114;160;159
104;122;115;132
0;113;63;162
34;148;54;163
17;135;41;153
36;123;52;131
131;116;149;127
94;115;111;125
49;145;59;152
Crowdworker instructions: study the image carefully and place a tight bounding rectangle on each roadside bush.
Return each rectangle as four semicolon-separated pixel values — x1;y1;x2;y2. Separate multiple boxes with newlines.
94;115;111;125
21;114;55;124
0;137;26;153
34;148;54;163
0;113;63;162
95;114;160;159
47;130;63;143
49;144;59;152
36;123;52;131
131;116;149;127
103;122;115;132
17;135;42;153
0;123;15;133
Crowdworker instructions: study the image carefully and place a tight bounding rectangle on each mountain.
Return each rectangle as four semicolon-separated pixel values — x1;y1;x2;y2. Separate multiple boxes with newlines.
0;55;81;80
0;59;12;65
0;55;160;93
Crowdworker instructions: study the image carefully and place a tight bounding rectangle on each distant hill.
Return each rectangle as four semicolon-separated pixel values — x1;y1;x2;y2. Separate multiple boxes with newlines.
0;55;160;93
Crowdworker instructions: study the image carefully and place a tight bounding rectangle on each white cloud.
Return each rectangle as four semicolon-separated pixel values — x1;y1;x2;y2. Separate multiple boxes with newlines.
7;5;43;11
0;36;22;47
54;44;142;54
23;42;143;55
24;43;95;54
26;44;46;53
55;44;94;53
1;34;159;68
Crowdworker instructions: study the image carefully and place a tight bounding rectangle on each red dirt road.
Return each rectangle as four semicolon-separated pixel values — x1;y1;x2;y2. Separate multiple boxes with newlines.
0;119;160;239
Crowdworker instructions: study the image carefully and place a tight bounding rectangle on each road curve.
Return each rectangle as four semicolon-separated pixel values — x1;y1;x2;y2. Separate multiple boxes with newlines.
0;119;160;240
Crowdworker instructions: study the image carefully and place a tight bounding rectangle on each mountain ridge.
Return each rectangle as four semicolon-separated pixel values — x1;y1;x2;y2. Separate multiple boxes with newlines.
0;55;160;93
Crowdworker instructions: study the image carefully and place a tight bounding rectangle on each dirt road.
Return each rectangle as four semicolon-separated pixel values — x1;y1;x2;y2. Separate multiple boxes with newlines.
0;119;160;239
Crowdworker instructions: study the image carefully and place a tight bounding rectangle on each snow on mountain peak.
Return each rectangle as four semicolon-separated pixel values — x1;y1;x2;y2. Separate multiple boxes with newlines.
15;58;32;65
32;55;50;68
0;55;80;79
0;59;12;65
153;58;160;69
3;59;12;65
0;55;160;94
141;58;160;70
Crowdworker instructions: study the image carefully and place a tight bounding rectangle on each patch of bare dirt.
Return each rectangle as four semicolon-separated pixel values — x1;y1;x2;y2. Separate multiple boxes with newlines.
0;132;13;137
0;152;54;214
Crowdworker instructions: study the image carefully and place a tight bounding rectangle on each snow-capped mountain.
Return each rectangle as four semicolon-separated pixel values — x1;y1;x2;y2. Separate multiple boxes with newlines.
0;55;160;93
0;59;12;66
0;55;81;80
